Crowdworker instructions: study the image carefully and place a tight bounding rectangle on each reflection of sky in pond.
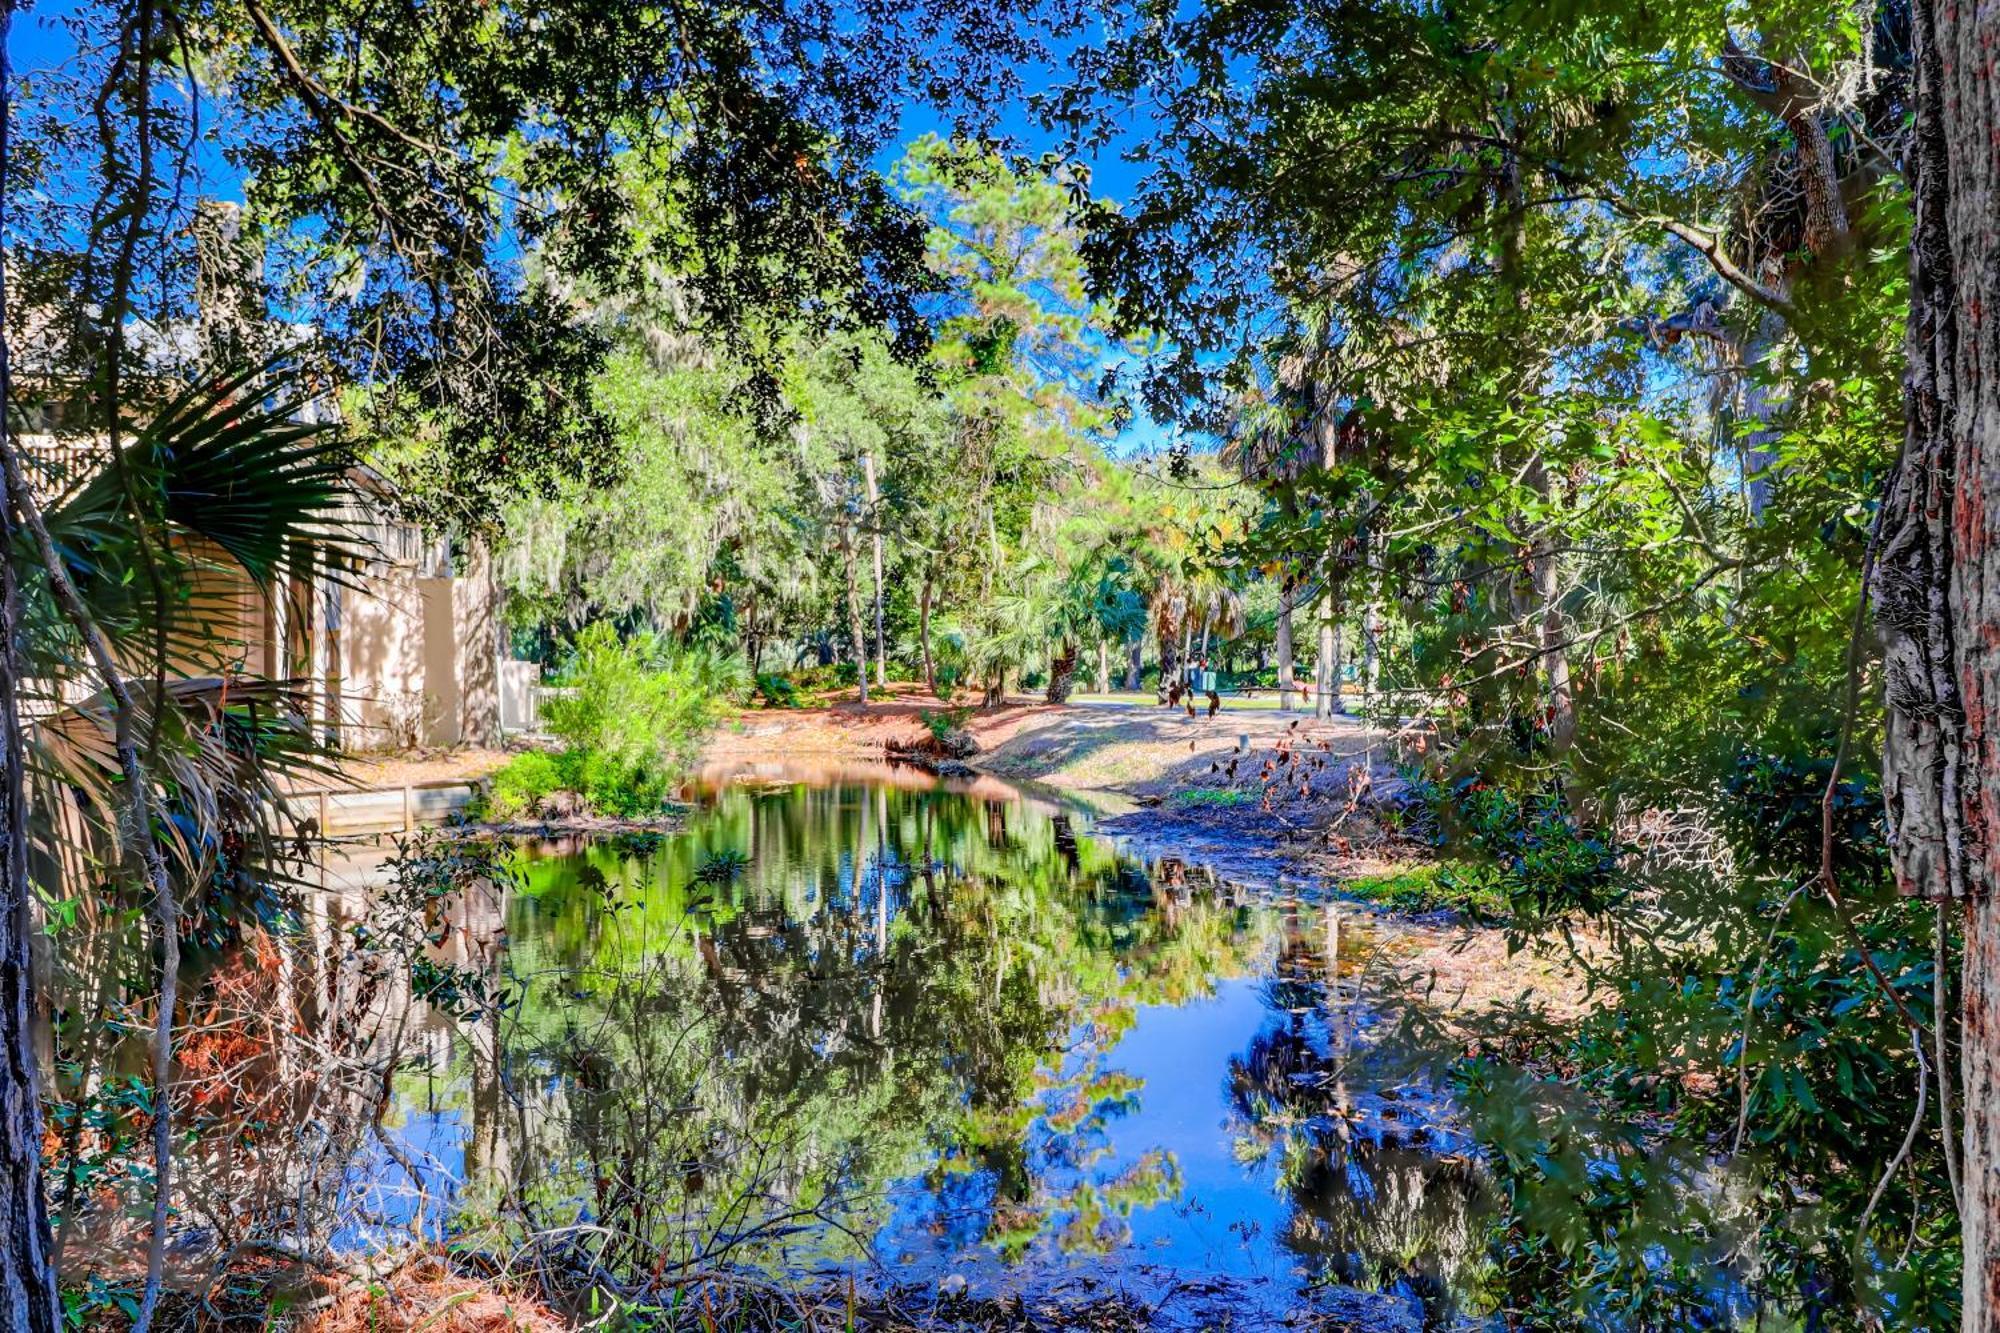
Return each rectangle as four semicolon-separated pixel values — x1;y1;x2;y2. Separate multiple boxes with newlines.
872;978;1305;1279
351;766;1478;1328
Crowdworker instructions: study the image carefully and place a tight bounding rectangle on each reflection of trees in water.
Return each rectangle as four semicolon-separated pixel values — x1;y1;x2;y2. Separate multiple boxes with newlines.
415;780;1277;1284
45;834;521;1276
1225;910;1489;1325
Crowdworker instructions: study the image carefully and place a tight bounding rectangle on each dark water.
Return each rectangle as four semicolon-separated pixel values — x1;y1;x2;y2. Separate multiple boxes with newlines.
349;763;1487;1329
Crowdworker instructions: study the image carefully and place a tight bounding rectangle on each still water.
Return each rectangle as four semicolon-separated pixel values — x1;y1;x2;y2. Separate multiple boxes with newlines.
347;763;1486;1329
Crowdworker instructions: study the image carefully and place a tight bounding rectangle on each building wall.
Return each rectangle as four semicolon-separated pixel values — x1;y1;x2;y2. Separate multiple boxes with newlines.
16;431;497;753
454;540;501;749
336;566;432;748
420;576;463;748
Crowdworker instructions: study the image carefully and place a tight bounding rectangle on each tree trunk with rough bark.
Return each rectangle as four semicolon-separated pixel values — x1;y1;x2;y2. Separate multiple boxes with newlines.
1869;2;1997;1325
862;452;886;689
1362;599;1381;704
1314;600;1338;720
1524;459;1576;752
0;60;60;1311
1126;639;1143;691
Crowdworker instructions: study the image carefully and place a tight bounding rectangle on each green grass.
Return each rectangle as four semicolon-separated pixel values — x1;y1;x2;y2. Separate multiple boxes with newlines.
1341;861;1508;920
1172;786;1251;808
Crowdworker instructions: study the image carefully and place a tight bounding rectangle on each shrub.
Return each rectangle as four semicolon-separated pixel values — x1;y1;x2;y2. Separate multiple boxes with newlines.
1342;861;1506;919
469;626;740;822
920;705;973;742
755;673;802;708
1172;787;1250;808
483;750;563;820
543;625;728;782
1394;765;1623;922
562;745;674;818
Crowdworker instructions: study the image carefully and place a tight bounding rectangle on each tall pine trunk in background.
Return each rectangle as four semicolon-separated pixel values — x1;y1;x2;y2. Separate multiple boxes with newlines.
842;507;869;706
0;11;59;1318
862;452;886;689
918;569;936;695
1276;581;1298;710
1314;598;1338;719
1870;1;1997;1325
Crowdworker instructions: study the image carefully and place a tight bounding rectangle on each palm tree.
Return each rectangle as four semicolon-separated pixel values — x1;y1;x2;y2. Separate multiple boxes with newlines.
0;358;361;1328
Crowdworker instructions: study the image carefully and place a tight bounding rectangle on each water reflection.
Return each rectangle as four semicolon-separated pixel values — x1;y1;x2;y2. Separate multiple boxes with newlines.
359;763;1485;1324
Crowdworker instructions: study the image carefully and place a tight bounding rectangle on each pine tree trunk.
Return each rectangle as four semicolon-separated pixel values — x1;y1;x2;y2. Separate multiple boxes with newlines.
842;515;869;706
1523;460;1575;751
1126;639;1143;691
919;571;936;696
1869;2;1998;1324
1966;894;2000;1331
1330;623;1346;716
1314;601;1336;720
0;370;59;1333
1277;582;1297;710
1094;640;1110;695
1363;600;1381;703
0;30;80;1312
862;452;886;689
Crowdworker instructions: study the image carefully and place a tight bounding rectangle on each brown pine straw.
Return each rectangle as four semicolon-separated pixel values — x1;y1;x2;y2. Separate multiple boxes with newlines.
304;1256;566;1333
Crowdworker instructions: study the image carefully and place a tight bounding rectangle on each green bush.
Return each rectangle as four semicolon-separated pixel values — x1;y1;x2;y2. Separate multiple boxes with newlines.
789;662;857;693
1342;861;1506;919
469;626;740;822
561;744;674;818
484;750;563;820
920;705;973;742
755;673;802;708
1172;787;1250;808
544;625;729;781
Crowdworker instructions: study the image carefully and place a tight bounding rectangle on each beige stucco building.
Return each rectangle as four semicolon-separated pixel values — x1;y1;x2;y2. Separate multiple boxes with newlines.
201;468;505;752
18;430;503;753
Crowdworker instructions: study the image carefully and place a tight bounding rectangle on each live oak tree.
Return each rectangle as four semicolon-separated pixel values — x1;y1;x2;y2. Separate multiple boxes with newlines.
1870;0;2000;1325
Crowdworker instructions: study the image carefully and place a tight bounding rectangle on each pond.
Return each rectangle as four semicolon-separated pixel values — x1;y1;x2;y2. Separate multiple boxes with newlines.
339;763;1488;1330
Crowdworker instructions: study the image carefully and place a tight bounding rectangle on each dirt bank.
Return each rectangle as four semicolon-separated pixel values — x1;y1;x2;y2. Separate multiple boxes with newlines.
711;687;1389;795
